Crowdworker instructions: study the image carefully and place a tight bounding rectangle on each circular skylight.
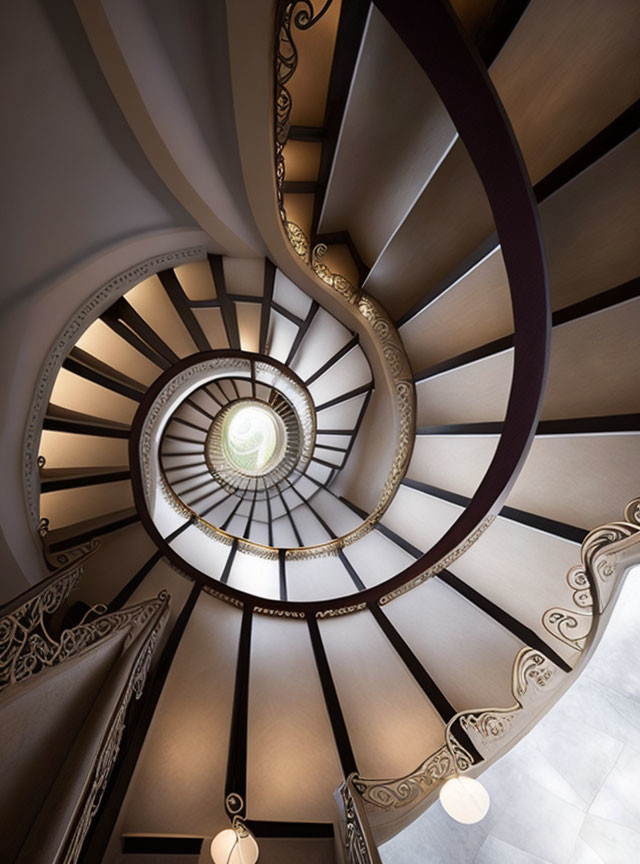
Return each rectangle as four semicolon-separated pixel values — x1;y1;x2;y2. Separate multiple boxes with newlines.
221;402;286;476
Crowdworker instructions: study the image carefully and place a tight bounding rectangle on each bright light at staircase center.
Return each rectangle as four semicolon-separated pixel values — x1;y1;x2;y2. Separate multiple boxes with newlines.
222;402;285;476
439;775;490;824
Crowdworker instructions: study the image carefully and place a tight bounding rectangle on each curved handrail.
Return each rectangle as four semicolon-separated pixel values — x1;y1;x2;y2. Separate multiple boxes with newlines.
266;0;549;614
341;497;640;844
370;0;550;585
131;350;404;571
0;540;98;620
132;0;549;617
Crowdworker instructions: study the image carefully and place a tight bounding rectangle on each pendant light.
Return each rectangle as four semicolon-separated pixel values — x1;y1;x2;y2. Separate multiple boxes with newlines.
210;820;259;864
439;775;490;824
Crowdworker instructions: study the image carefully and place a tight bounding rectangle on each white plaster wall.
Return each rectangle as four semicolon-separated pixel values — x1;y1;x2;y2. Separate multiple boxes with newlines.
0;0;211;595
0;0;195;311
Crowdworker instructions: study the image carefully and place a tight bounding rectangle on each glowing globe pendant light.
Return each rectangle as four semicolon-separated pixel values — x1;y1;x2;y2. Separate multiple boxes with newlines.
210;824;259;864
439;775;490;824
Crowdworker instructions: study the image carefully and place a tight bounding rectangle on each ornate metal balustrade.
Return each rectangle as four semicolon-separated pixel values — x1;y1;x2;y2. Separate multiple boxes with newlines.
543;497;640;654
0;542;97;692
272;0;554;622
0;541;171;864
340;776;384;864
61;591;170;864
337;498;640;842
134;349;407;573
0;540;167;695
274;0;416;551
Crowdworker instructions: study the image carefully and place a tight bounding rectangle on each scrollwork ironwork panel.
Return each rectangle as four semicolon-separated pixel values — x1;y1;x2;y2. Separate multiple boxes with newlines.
61;594;170;864
0;561;85;692
342;777;383;864
273;0;416;553
0;546;167;694
542;496;640;652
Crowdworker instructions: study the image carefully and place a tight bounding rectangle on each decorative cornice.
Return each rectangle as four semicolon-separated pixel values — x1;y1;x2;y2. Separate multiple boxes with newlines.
316;602;368;618
253;605;306;619
201;584;244;609
24;246;207;526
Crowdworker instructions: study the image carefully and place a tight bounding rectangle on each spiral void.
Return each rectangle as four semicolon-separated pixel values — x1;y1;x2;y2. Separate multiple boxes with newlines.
37;256;423;610
15;0;638;860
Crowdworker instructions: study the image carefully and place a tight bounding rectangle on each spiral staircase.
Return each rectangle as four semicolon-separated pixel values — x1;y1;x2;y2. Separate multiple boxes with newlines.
1;0;639;862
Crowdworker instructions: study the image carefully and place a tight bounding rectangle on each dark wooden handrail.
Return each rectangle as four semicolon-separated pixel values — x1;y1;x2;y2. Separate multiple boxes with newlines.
129;0;549;616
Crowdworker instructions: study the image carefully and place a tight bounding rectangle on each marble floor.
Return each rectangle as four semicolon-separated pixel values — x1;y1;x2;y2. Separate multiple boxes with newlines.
381;565;640;864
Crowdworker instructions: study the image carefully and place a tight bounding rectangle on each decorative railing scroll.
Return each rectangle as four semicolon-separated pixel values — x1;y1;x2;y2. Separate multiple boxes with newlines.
275;1;336;222
339;646;561;840
456;648;560;758
341;776;384;864
543;497;640;654
337;500;640;840
0;542;98;692
1;537;170;864
61;591;170;864
274;0;416;547
352;734;473;814
0;539;168;695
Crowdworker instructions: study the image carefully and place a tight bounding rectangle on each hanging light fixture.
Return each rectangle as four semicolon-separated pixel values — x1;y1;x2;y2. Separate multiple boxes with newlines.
439;775;490;824
210;819;259;864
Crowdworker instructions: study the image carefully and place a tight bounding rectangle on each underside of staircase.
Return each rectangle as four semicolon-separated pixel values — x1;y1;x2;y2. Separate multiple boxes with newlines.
0;1;639;863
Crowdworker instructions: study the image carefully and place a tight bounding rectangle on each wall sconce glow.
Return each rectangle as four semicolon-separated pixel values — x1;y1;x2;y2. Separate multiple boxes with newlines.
210;826;259;864
439;776;490;824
